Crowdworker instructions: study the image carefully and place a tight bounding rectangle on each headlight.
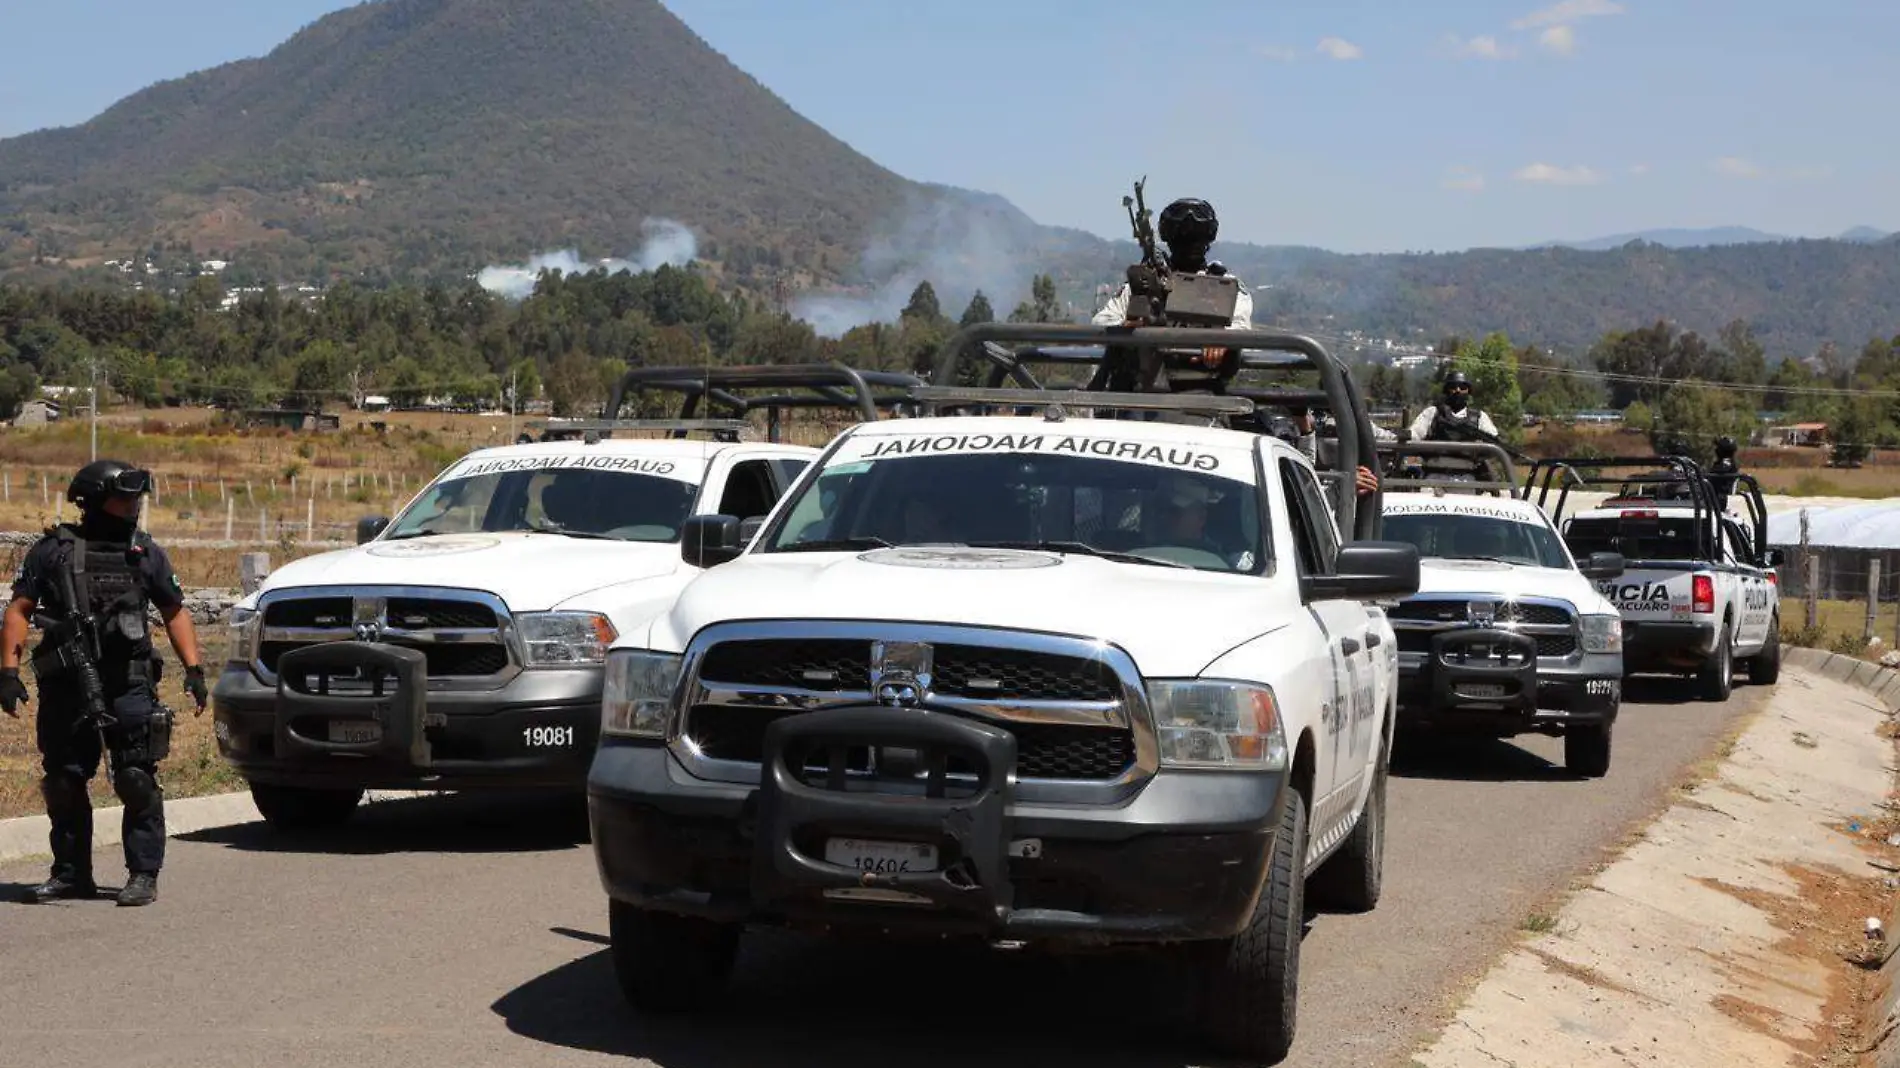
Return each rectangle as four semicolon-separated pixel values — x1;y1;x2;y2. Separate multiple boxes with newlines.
1148;679;1289;771
601;650;682;739
227;606;260;664
1580;614;1622;654
515;612;617;667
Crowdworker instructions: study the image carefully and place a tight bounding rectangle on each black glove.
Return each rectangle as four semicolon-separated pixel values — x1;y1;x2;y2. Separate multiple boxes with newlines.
0;668;28;718
183;664;208;714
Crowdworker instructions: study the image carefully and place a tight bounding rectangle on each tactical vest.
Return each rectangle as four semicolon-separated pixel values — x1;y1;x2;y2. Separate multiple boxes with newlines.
49;526;155;658
1421;405;1490;476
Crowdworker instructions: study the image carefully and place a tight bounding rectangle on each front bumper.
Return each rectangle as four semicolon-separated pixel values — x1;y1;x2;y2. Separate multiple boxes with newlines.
586;704;1288;947
211;647;603;790
1620;619;1719;671
1397;630;1621;735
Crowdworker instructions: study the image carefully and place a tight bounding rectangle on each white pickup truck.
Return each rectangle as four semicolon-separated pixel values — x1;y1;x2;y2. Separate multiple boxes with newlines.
584;325;1419;1063
210;364;917;831
1530;457;1782;701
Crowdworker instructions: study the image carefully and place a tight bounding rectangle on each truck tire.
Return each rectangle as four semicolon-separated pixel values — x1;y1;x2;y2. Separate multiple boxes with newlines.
609;900;739;1013
1308;747;1385;913
249;782;363;831
1564;721;1612;778
1196;787;1306;1062
1747;618;1781;686
1697;625;1734;702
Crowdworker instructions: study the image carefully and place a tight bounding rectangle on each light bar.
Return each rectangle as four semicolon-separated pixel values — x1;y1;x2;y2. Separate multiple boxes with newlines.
910;385;1256;417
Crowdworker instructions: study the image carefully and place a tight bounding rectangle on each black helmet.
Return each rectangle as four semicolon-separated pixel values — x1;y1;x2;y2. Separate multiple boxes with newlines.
1157;198;1218;249
1714;435;1738;456
1443;370;1473;392
67;459;152;510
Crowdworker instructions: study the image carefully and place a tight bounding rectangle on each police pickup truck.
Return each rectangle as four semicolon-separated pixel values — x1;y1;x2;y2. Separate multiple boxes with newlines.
584;325;1419;1063
1371;442;1626;776
210;365;918;831
1528;456;1781;701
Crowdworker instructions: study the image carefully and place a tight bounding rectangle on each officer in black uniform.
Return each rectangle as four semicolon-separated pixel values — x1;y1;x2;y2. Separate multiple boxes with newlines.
0;459;209;906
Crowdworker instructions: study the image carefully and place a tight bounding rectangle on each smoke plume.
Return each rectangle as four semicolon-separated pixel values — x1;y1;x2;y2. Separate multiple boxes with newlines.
790;189;1064;338
477;218;699;300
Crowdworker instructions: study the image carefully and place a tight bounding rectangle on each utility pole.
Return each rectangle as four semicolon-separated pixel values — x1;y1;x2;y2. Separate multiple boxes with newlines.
507;367;518;442
87;358;100;462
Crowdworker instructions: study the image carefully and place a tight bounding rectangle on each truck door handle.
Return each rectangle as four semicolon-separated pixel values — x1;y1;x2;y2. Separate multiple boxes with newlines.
1364;631;1381;649
1341;636;1362;656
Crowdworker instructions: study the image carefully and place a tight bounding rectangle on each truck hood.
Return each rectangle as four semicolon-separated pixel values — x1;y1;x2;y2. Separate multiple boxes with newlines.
647;546;1294;677
1411;557;1615;614
254;532;686;611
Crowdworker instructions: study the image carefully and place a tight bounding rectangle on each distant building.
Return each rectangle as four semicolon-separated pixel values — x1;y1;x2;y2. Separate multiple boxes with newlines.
10;399;61;427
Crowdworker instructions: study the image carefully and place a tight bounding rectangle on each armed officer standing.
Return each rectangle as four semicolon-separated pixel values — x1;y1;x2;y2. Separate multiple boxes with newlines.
1093;196;1253;394
1405;371;1501;481
0;460;209;906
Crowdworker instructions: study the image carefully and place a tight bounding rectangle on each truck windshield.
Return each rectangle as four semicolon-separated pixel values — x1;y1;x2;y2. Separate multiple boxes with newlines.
1563;512;1703;562
387;464;700;543
761;447;1264;575
1383;512;1572;569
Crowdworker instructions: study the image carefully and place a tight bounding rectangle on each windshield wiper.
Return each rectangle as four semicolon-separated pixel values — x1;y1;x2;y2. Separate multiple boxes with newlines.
523;522;619;542
967;540;1194;569
383;528;447;541
774;536;894;553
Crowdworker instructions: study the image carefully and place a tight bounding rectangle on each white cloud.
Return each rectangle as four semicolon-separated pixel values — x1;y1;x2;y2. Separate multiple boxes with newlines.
1442;166;1486;192
1317;37;1364;60
1712;156;1763;178
1628;163;1651;175
1511;0;1625;30
1253;44;1298;62
1445;34;1517;59
1512;162;1606;186
1539;25;1577;54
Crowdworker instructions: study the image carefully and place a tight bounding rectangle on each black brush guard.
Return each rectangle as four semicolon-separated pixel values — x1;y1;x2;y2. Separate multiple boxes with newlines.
751;705;1016;922
271;643;432;768
1430;629;1539;713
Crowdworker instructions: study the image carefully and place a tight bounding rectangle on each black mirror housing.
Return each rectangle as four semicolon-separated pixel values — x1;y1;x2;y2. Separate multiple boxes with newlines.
356;515;390;544
681;514;744;568
1302;542;1421;602
1763;548;1785;568
739;515;767;546
1579;551;1625;580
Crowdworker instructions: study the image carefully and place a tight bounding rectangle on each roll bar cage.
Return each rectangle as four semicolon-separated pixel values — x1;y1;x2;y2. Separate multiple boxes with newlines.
541;363;925;442
921;323;1383;541
1520;455;1770;567
1374;441;1521;497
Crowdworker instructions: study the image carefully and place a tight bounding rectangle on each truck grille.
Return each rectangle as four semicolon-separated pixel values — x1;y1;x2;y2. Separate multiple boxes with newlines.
252;588;514;686
1389;596;1580;662
676;624;1153;798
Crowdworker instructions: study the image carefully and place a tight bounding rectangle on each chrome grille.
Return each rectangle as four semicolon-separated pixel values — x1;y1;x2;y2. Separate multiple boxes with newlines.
1388;595;1582;663
250;586;517;690
670;621;1158;805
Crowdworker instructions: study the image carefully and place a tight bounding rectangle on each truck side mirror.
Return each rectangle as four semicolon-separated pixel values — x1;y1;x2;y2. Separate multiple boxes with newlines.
1763;548;1785;568
681;514;743;568
1579;552;1624;580
739;515;767;545
1301;542;1421;602
356;515;390;544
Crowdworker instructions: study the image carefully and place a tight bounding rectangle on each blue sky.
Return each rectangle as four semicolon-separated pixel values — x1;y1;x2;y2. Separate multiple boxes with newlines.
0;0;1893;253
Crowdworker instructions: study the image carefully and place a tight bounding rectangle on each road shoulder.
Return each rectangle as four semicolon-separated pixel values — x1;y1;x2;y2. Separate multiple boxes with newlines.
1412;663;1900;1068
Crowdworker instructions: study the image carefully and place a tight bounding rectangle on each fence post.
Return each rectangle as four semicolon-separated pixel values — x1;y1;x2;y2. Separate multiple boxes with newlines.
239;553;271;595
224;497;234;541
258;508;266;542
1806;555;1820;629
307;498;315;541
1868;559;1882;643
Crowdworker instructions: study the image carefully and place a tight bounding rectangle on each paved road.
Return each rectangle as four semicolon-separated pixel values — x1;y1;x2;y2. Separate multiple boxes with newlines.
0;677;1761;1068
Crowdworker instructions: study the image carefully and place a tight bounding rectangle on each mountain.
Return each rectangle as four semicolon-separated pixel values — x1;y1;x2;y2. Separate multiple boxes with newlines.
1;0;1897;358
1837;226;1892;244
0;0;1084;290
1530;226;1792;250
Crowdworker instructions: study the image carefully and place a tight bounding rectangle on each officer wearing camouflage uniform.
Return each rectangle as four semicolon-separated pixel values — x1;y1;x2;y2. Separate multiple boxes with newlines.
0;460;209;906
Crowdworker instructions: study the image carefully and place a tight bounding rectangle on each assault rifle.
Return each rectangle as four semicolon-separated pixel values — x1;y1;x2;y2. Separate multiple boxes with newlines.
30;563;117;772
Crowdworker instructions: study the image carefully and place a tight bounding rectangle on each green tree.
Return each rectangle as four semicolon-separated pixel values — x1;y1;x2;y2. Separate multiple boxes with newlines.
958;290;994;327
900;281;941;324
1651;381;1756;461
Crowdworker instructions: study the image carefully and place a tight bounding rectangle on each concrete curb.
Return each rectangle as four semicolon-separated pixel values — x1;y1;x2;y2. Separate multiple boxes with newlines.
1785;645;1900;715
0;787;431;869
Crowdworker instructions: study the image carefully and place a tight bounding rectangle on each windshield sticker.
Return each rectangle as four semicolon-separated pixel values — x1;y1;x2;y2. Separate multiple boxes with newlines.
440;453;702;484
364;534;501;558
835;431;1251;481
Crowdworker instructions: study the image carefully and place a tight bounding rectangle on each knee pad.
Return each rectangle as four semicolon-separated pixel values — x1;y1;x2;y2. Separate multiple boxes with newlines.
113;765;160;810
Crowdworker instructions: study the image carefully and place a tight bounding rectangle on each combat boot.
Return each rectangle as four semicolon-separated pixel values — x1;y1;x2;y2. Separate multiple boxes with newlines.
29;873;98;903
116;872;158;907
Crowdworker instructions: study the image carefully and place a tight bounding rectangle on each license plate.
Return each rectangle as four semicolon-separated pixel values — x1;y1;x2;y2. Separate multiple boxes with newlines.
328;721;381;744
1462;683;1506;699
824;838;939;875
